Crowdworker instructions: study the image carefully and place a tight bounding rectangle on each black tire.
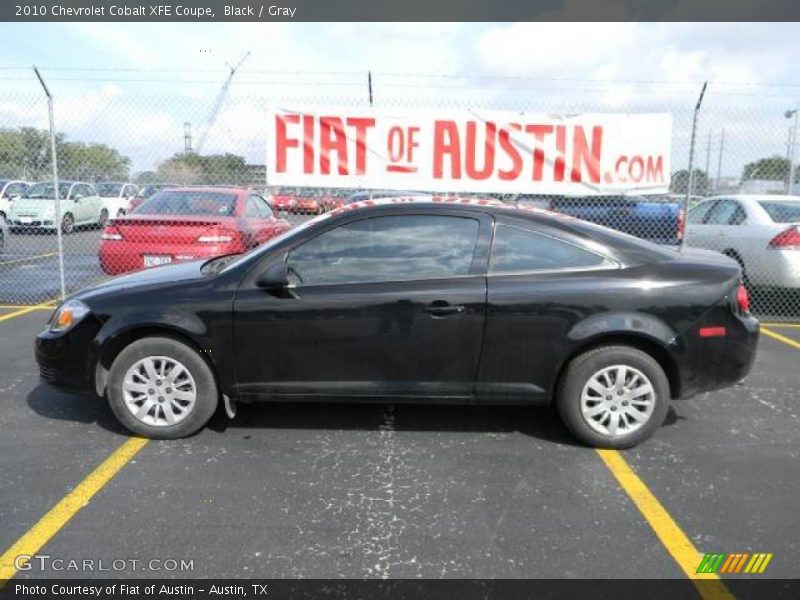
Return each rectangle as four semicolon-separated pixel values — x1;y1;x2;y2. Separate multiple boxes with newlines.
106;336;218;439
61;213;75;234
556;345;670;449
98;208;109;228
0;228;4;253
116;208;126;217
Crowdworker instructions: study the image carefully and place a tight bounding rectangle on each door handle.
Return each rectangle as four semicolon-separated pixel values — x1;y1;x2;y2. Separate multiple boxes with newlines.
424;303;465;316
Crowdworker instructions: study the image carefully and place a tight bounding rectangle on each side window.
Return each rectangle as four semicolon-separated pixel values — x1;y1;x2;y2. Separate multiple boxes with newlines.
688;200;717;224
86;184;97;198
254;195;273;218
245;196;261;218
287;215;480;286
5;183;27;197
490;224;615;273
730;203;746;225
705;200;739;225
69;185;81;200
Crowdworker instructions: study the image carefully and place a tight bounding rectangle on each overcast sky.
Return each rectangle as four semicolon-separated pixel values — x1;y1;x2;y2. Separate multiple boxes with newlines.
1;22;799;178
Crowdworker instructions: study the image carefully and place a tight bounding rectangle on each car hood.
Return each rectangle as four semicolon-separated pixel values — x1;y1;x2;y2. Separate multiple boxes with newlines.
10;198;55;215
75;259;207;301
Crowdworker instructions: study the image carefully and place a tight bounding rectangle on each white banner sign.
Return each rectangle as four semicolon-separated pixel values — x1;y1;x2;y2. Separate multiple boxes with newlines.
266;107;672;195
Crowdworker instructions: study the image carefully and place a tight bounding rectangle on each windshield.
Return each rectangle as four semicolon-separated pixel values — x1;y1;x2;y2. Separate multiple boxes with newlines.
136;191;237;216
95;183;124;196
759;200;800;223
24;182;71;199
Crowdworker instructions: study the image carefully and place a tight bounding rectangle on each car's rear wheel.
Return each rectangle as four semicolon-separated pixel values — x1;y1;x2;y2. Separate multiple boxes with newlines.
106;336;218;439
98;208;109;228
556;345;670;448
116;208;125;217
61;213;74;234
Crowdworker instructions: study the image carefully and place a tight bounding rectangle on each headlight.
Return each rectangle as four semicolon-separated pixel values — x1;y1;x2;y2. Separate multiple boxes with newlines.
49;299;91;332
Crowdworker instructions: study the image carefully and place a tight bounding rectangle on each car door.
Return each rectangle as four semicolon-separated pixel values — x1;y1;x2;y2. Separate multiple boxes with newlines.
232;210;491;399
477;218;621;402
69;184;90;223
684;198;718;249
699;199;740;252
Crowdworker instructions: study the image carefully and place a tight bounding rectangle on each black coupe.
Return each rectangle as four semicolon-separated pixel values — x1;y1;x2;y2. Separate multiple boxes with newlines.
35;197;759;448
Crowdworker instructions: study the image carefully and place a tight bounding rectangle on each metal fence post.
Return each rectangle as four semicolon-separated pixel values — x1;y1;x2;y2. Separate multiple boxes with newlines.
33;66;66;301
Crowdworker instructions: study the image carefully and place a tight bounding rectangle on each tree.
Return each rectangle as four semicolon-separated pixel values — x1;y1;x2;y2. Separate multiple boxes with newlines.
671;168;709;195
132;171;159;185
155;152;248;185
0;127;129;181
741;155;796;182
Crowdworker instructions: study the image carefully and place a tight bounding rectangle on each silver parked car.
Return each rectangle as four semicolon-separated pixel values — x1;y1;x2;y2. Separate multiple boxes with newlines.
684;194;800;289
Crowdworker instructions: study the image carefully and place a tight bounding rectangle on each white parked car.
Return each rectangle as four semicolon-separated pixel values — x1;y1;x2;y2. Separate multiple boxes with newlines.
684;194;800;289
0;180;30;221
95;182;138;217
9;181;106;234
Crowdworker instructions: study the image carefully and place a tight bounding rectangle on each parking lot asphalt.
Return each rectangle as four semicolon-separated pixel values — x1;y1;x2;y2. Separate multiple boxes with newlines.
0;309;798;586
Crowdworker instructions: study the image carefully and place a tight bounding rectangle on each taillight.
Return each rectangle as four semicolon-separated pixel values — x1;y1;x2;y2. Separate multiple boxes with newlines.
736;283;750;315
676;208;686;242
197;226;239;244
101;224;123;241
768;225;800;249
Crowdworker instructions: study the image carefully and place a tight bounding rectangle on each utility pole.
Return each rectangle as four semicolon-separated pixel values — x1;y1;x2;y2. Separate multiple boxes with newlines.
184;122;193;153
368;70;374;107
787;104;799;195
716;129;725;191
196;51;250;154
686;81;708;220
33;65;66;300
704;128;712;181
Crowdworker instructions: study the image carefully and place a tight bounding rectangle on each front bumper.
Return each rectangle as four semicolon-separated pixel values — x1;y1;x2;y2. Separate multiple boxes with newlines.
35;317;100;392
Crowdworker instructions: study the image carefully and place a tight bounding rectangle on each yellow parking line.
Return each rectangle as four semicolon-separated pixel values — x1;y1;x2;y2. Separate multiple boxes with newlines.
0;252;58;267
761;322;800;329
596;450;734;600
0;305;54;310
0;437;149;581
0;305;53;322
761;326;800;350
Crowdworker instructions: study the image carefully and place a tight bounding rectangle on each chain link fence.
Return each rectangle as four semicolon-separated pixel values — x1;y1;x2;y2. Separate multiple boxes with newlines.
1;72;799;319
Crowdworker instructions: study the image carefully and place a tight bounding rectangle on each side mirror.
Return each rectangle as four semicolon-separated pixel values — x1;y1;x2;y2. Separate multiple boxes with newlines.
255;260;289;289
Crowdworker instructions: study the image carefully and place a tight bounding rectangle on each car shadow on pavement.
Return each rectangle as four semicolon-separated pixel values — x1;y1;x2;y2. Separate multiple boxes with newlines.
26;384;130;436
27;385;682;448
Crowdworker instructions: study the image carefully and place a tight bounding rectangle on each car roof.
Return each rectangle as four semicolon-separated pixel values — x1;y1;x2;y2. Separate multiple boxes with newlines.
159;186;246;194
706;194;800;202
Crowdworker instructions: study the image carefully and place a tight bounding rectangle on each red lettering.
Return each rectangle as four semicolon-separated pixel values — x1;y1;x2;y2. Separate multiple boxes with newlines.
465;121;496;180
554;125;566;182
302;115;314;174
319;116;348;175
275;114;299;173
571;126;603;183
646;156;664;182
433;120;461;179
525;125;553;181
498;125;522;181
346;117;375;176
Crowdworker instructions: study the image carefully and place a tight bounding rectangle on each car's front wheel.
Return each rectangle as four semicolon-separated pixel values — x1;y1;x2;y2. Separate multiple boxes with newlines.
61;213;75;234
106;336;218;439
557;345;670;448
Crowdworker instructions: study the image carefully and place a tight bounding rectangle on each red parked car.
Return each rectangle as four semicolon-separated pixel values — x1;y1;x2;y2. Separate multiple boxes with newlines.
271;193;296;212
99;187;292;275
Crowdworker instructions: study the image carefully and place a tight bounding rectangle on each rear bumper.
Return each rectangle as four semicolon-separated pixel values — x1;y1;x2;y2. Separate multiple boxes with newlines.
99;241;242;275
748;249;800;288
677;314;760;399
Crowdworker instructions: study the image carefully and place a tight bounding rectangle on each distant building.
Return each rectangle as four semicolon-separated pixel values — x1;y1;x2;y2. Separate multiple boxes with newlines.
738;179;787;194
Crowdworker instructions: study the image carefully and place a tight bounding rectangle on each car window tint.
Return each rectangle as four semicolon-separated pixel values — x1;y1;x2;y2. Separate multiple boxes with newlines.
287;215;480;286
490;224;613;273
245;196;261;218
688;200;717;224
759;200;800;223
705;200;741;225
137;191;237;216
730;203;746;225
255;195;273;218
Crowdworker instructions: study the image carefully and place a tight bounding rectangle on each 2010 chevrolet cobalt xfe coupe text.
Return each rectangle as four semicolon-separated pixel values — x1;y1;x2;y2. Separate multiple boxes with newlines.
35;197;759;448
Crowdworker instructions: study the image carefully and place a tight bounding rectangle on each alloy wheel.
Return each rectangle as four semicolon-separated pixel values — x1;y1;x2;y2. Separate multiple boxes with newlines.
122;355;197;427
579;364;656;437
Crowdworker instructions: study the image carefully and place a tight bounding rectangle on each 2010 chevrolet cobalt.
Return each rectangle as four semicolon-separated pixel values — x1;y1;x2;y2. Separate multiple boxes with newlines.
35;197;759;448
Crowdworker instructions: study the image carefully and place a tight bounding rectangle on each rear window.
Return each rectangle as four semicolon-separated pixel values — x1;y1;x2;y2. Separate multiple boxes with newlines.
96;183;123;196
137;191;237;216
759;201;800;223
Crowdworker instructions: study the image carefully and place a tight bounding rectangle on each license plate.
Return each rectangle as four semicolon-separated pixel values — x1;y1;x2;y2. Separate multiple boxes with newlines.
19;217;32;224
143;255;172;267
